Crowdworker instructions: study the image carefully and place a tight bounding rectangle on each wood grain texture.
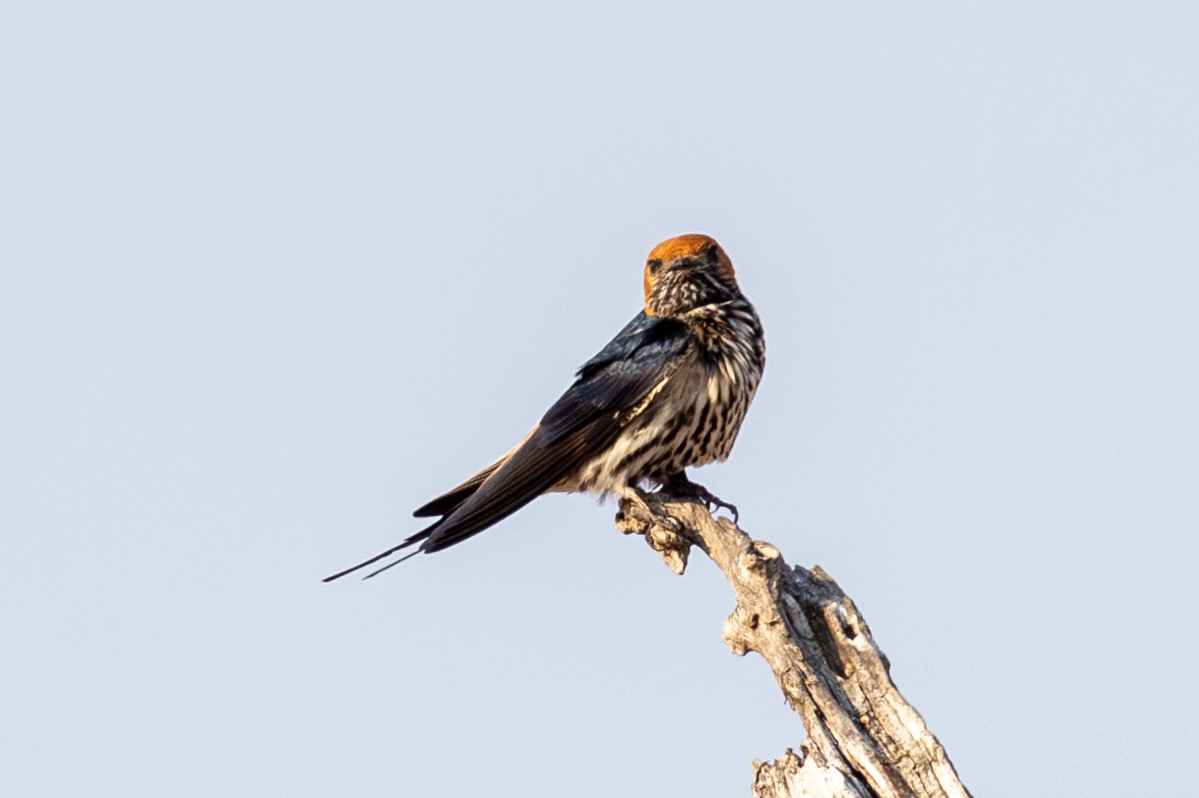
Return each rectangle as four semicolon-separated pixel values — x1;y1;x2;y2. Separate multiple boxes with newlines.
616;492;972;798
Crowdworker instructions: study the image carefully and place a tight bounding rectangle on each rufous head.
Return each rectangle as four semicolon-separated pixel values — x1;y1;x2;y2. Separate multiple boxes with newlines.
643;234;739;317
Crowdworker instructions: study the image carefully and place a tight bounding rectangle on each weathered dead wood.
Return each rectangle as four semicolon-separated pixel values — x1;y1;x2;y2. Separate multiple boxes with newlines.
616;492;971;798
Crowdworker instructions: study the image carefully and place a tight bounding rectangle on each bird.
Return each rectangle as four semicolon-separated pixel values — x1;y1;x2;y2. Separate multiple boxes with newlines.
324;234;765;581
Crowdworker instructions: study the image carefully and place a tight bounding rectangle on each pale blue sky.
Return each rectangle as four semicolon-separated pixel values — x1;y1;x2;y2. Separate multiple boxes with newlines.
3;3;1197;796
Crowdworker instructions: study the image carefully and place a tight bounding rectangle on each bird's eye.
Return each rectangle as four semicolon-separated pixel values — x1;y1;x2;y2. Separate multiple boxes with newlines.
647;258;663;272
705;245;720;262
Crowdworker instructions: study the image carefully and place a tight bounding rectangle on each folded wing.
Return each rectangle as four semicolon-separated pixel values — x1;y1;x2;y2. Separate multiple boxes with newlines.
323;312;691;580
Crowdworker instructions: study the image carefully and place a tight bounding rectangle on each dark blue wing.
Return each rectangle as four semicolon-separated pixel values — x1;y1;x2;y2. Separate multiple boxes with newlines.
419;312;691;552
539;313;689;442
324;312;692;579
419;313;695;551
413;312;687;515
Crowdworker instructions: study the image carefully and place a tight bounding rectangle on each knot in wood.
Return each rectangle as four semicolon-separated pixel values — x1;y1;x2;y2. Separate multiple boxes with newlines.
646;518;690;575
722;606;759;656
740;540;786;582
754;541;781;561
614;505;651;536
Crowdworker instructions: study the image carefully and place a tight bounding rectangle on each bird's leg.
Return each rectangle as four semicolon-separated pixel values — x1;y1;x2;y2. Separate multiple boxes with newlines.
658;471;739;523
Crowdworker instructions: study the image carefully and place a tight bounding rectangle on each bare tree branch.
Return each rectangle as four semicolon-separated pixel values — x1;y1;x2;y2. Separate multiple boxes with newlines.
616;492;972;798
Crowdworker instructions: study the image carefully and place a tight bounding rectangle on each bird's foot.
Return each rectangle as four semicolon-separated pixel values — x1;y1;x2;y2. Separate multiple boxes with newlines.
659;473;739;523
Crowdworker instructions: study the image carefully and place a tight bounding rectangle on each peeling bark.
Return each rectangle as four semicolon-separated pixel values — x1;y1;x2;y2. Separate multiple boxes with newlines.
616;492;971;798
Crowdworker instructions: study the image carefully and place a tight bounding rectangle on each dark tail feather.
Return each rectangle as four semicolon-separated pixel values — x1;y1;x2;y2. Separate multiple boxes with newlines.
322;520;440;582
362;549;421;579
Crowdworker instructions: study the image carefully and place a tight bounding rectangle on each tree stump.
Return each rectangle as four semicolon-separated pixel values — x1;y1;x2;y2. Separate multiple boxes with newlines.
616;492;972;798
